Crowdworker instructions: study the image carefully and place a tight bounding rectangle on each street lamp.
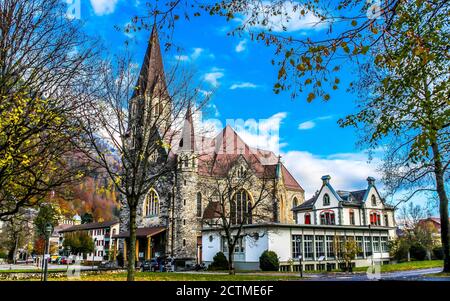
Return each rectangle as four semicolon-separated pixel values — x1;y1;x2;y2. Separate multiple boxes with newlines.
66;246;71;271
298;255;303;278
368;224;374;268
41;222;54;282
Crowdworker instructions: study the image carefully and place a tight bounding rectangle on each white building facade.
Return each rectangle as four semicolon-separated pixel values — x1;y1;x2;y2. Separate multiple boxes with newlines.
202;176;397;271
60;221;120;262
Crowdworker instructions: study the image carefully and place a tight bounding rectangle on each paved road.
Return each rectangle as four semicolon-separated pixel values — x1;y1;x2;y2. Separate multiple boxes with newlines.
307;267;448;281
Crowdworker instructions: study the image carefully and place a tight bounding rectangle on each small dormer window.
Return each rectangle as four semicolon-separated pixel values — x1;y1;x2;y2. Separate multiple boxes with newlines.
323;194;330;206
371;195;377;206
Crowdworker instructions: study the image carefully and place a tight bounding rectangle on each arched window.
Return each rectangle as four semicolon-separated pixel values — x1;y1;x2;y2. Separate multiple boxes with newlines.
323;194;330;206
145;189;159;216
320;211;335;225
293;197;299;208
230;190;252;225
304;213;311;224
196;192;202;218
371;195;377;206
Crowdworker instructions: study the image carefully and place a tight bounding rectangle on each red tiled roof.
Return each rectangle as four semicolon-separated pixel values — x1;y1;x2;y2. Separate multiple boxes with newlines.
281;164;304;192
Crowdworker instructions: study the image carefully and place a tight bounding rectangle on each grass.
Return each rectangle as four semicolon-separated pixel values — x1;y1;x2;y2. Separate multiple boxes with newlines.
352;260;443;273
425;272;450;278
58;272;303;281
0;269;67;274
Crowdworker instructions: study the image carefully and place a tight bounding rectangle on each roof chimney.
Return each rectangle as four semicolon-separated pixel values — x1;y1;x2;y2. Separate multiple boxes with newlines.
367;177;376;186
321;175;331;185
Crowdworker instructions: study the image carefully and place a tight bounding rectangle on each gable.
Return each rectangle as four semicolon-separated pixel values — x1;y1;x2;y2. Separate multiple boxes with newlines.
314;184;341;210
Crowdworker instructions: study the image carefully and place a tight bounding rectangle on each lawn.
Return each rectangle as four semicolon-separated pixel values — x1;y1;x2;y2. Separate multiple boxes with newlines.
0;269;67;274
353;260;443;273
60;272;303;281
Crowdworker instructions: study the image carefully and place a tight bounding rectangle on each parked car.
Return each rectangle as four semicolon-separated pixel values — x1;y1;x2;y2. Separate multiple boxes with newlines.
51;256;61;264
59;256;70;265
141;259;159;272
98;261;117;271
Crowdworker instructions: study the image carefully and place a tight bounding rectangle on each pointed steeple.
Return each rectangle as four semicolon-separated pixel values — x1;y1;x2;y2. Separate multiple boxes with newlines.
179;105;196;152
133;24;167;98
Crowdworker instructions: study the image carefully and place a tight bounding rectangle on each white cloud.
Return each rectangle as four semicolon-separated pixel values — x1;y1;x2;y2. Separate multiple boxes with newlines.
175;55;189;61
191;48;204;60
174;48;214;62
90;0;119;16
298;121;316;130
283;151;380;198
243;2;327;33
235;40;247;53
204;71;224;87
298;115;333;130
230;82;258;90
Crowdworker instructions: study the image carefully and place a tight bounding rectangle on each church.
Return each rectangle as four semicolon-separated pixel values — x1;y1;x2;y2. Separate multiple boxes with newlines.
113;26;305;268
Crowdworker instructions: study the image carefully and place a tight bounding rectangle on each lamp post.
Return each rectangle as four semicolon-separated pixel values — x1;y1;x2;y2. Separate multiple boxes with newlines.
42;223;53;282
368;224;373;268
66;246;71;272
298;255;303;278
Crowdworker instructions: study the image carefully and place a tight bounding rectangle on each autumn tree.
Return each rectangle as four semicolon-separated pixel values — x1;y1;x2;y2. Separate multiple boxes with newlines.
339;2;449;271
77;26;208;280
0;211;34;262
0;0;100;221
201;153;277;274
334;236;360;272
34;204;60;239
63;231;95;259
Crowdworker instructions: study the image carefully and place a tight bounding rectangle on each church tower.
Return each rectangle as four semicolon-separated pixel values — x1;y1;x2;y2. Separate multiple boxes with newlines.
172;106;201;260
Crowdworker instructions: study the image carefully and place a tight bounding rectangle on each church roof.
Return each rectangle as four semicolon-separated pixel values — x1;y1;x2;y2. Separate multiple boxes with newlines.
133;24;168;99
202;202;222;219
192;126;303;191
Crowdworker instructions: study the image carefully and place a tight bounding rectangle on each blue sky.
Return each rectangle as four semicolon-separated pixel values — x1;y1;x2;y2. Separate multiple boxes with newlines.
76;0;439;214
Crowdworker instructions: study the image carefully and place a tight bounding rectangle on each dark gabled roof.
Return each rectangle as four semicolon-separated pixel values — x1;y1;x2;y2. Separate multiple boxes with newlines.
203;201;222;219
292;195;317;211
59;220;119;233
113;227;166;239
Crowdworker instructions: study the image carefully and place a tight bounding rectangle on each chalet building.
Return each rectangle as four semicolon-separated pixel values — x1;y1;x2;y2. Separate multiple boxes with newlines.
60;220;119;262
202;176;397;270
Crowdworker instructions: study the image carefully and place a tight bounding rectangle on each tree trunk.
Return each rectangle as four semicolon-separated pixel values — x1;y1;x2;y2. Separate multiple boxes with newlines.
431;141;450;272
127;205;137;281
228;250;235;275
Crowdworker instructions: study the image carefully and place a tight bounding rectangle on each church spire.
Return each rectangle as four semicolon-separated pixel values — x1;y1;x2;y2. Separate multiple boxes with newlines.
179;105;196;152
133;24;167;98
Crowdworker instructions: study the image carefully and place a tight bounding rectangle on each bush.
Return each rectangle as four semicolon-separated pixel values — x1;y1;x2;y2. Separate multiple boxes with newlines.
259;250;279;271
209;252;228;271
432;246;444;260
410;243;427;261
